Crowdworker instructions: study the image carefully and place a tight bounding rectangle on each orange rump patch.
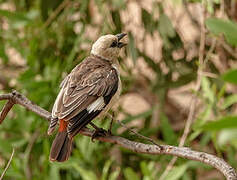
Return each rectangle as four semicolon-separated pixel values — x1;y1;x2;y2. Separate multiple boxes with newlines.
59;119;68;132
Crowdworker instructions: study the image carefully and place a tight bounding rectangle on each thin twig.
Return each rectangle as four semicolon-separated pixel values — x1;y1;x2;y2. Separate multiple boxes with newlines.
0;148;15;180
117;120;161;147
0;91;237;179
24;130;40;180
0;90;51;122
220;0;225;18
42;0;71;29
183;0;199;27
220;39;237;59
0;100;14;124
160;4;207;179
200;72;218;79
231;0;236;19
204;38;217;65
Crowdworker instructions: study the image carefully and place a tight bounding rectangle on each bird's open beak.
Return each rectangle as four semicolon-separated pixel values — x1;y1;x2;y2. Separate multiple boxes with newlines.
116;33;127;48
116;33;127;41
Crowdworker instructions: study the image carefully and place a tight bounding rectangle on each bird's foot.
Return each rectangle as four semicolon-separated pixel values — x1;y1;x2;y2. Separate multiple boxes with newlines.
107;112;115;136
91;128;107;142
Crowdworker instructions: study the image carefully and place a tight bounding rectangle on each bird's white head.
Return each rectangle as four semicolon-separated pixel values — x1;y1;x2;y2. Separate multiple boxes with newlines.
91;33;127;61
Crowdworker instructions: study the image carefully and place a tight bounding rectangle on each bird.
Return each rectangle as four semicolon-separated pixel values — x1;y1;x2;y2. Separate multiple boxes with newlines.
47;33;127;162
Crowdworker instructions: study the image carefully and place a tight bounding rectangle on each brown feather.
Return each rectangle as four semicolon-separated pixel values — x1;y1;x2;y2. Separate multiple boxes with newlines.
50;130;72;162
51;55;119;122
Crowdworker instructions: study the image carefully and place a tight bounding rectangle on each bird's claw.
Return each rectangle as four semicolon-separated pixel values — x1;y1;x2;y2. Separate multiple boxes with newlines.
91;128;108;142
108;130;112;136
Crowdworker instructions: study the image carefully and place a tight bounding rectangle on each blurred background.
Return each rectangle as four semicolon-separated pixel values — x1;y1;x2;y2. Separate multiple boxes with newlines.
0;0;237;179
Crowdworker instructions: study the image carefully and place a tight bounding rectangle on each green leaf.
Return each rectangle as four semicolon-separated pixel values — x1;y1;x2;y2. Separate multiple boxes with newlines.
111;10;122;33
206;18;237;46
124;167;140;180
218;129;237;147
167;72;196;88
128;33;137;64
163;164;188;180
158;13;175;48
201;77;215;104
0;9;30;22
112;0;126;9
0;139;13;154
206;0;220;14
108;167;120;180
49;165;60;180
101;160;112;180
221;69;237;85
140;161;150;176
138;51;161;75
221;94;237;109
142;9;154;33
158;14;175;38
201;116;237;131
73;164;97;180
0;43;8;63
160;113;177;145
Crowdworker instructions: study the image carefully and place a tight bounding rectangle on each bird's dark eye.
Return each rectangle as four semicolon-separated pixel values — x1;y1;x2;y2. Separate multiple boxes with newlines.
110;41;117;48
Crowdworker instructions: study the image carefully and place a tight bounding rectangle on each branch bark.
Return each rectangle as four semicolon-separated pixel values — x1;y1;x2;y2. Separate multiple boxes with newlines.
0;90;237;180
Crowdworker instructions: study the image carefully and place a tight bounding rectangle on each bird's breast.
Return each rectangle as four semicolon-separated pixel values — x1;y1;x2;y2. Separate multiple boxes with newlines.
98;64;121;118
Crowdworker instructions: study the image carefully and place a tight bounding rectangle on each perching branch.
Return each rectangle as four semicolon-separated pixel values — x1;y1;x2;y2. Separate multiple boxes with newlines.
0;90;237;180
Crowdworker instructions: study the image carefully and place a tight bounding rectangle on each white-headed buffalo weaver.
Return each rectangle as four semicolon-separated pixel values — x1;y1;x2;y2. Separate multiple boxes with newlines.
48;33;127;162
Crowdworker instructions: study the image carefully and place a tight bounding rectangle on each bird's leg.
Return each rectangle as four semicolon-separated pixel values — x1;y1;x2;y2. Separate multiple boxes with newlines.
89;112;115;141
89;122;107;142
108;112;115;135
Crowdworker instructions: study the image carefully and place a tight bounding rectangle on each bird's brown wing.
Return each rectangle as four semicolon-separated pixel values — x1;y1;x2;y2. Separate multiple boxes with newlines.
49;56;119;137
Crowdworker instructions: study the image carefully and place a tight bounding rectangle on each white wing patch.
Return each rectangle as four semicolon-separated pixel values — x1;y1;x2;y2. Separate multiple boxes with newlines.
52;88;64;118
87;96;105;113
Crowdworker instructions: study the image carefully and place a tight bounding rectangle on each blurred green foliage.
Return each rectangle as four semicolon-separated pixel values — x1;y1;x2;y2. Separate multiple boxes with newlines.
206;18;237;46
0;0;237;179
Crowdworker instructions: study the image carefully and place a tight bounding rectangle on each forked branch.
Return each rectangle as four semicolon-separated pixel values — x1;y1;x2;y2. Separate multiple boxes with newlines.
0;90;237;180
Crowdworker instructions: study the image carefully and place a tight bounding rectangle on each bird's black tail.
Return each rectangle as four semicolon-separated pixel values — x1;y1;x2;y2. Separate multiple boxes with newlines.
50;131;73;162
